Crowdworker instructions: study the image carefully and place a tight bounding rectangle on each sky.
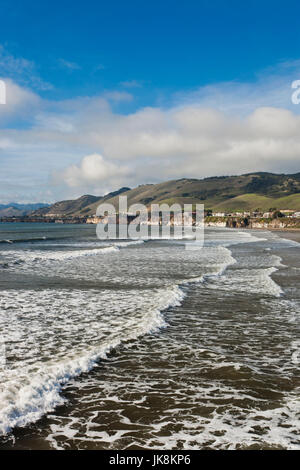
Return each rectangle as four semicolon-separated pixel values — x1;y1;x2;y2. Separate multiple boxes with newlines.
1;0;300;203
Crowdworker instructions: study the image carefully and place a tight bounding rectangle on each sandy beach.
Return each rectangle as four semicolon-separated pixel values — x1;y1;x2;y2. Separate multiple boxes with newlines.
272;229;300;244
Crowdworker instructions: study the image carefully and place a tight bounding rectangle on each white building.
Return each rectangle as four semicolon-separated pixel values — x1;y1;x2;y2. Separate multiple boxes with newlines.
212;212;226;217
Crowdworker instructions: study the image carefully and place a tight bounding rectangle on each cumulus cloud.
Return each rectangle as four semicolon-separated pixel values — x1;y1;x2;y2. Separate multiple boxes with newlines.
55;154;130;190
53;105;300;193
1;60;300;202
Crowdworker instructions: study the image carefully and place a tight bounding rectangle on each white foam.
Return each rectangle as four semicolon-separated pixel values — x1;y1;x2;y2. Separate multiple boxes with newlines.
202;230;284;298
0;226;293;444
0;284;184;435
3;245;119;266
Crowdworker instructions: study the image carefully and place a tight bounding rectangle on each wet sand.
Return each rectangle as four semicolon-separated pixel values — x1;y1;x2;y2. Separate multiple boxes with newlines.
271;230;300;244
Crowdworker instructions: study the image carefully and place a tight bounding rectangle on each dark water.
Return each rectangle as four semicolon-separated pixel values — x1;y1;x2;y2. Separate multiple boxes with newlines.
0;223;299;449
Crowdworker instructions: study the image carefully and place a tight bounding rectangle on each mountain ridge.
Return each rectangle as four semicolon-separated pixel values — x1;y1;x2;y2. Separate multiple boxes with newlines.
0;203;50;217
30;172;300;217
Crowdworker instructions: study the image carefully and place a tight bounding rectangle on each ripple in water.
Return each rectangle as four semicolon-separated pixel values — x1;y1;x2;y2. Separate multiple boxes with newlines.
0;226;299;449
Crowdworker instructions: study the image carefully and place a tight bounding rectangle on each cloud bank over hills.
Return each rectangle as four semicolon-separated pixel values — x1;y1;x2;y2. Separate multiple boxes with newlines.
1;55;300;203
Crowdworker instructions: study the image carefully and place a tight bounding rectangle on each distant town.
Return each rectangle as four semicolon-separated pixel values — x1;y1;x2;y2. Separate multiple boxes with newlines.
1;208;300;230
1;173;300;229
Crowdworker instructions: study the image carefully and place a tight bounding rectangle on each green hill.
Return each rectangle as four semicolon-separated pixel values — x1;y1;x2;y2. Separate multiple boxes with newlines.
32;172;300;217
211;193;300;211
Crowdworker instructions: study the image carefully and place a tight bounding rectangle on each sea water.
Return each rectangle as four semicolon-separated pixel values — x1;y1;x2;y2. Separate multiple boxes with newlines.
0;223;299;449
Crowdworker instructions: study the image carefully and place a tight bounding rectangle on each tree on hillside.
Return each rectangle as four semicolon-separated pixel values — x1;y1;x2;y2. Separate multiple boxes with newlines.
272;210;284;219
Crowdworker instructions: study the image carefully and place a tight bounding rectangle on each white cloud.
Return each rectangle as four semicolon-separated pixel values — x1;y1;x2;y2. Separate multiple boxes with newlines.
55;153;130;190
0;45;52;90
102;91;133;102
1;59;300;202
53;104;300;193
50;101;300;193
120;80;143;88
0;79;41;124
58;59;81;70
172;59;300;115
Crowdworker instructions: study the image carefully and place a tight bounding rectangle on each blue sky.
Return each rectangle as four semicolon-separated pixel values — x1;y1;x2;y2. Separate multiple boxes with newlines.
2;0;300;101
0;0;300;202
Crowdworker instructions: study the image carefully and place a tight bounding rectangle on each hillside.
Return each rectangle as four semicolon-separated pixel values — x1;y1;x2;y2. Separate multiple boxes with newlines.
0;203;49;217
32;188;130;217
212;193;300;211
30;172;300;217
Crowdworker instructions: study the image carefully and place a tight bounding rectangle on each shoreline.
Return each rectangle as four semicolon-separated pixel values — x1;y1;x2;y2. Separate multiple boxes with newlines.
267;228;300;244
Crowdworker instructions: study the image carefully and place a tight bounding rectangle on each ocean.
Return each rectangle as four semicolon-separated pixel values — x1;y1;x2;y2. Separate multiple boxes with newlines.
0;223;299;450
